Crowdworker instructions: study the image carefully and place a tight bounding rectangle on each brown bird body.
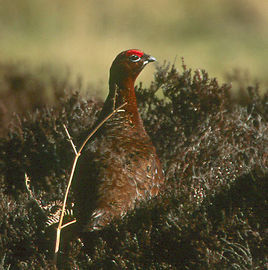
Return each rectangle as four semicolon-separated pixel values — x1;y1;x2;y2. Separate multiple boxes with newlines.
73;49;164;231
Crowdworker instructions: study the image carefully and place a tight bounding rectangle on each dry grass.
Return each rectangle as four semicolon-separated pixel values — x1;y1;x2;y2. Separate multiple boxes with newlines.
0;0;267;97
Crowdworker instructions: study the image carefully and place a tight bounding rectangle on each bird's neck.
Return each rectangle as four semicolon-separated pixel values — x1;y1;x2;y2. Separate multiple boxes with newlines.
100;77;144;129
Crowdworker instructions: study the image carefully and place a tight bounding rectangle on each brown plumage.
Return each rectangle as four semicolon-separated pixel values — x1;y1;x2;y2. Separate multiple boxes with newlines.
73;49;165;232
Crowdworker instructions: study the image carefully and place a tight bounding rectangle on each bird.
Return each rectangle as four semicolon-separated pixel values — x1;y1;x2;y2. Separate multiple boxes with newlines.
73;49;165;233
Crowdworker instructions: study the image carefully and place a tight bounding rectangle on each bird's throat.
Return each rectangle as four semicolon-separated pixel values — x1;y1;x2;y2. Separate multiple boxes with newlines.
106;78;144;129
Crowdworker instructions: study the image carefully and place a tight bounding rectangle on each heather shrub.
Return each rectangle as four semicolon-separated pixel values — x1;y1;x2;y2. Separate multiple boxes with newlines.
0;61;267;269
0;62;91;137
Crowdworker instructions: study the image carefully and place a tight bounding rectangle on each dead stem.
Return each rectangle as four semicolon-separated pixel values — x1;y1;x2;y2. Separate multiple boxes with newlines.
53;101;127;265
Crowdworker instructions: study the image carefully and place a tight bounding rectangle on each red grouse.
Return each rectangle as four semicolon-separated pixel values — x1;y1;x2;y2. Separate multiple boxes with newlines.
73;49;165;232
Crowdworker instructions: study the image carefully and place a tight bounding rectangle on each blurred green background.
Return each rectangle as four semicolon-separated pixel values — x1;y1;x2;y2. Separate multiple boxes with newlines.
0;0;267;96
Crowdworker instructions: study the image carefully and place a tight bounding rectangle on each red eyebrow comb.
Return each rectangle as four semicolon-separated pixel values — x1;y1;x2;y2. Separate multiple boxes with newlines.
125;49;144;57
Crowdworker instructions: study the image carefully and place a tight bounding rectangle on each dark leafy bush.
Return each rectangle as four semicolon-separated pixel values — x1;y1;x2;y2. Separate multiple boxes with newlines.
0;62;92;137
0;61;267;269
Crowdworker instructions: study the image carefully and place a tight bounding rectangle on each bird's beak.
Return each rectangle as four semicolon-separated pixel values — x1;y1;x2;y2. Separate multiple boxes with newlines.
143;54;157;65
147;55;157;63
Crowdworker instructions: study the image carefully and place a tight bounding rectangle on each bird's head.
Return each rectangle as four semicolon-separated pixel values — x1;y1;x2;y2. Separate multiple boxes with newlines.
109;49;156;88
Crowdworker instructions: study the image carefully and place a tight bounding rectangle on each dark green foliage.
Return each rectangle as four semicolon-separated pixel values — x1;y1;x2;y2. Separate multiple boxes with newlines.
0;61;267;269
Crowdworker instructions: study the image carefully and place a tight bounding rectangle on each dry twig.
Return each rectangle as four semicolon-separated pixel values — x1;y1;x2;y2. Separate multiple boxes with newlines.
24;173;45;214
53;101;127;265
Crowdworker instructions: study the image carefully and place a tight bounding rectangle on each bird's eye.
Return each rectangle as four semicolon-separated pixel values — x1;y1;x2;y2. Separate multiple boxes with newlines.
129;55;141;62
